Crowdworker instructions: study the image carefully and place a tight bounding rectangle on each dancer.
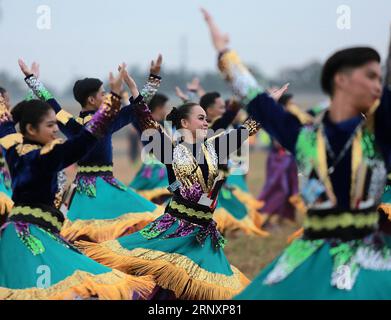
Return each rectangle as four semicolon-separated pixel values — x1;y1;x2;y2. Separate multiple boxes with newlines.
257;93;303;227
0;63;154;299
129;93;171;204
76;68;261;300
54;58;164;243
0;87;13;223
204;8;391;299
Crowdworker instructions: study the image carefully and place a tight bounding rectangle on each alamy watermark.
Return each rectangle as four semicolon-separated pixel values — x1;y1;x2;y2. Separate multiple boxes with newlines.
36;5;51;30
336;5;351;30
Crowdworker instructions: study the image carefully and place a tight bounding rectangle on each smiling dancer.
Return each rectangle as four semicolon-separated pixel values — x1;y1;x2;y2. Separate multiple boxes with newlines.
0;63;154;299
204;8;391;299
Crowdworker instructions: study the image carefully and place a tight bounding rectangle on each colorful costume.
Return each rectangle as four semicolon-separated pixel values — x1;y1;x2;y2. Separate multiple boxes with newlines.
0;85;154;300
129;153;171;205
26;75;162;243
257;143;299;223
219;49;391;299
76;95;261;300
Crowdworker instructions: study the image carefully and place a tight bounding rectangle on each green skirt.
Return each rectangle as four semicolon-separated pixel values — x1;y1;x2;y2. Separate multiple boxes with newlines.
0;222;155;300
61;176;161;243
129;163;171;204
214;179;267;237
235;235;391;300
77;213;249;300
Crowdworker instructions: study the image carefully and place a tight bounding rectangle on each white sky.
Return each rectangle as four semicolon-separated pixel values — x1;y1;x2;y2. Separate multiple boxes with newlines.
1;0;390;91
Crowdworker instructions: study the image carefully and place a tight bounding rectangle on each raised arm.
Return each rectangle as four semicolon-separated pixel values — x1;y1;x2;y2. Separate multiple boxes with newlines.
109;56;162;133
202;8;302;153
18;60;84;138
36;72;123;172
123;71;172;164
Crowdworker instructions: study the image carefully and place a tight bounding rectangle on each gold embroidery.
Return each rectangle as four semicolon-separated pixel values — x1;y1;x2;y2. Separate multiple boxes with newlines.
304;212;379;231
351;129;364;208
40;139;64;155
0;133;23;150
9;206;63;230
77;165;113;173
76;115;93;125
15;143;41;156
169;200;213;220
316;128;337;205
56;110;73;125
286;104;314;125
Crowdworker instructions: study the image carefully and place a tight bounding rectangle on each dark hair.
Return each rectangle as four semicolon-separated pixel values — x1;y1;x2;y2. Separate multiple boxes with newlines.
11;99;52;134
149;93;168;113
199;92;221;111
0;87;7;96
166;102;198;129
73;78;103;107
321;47;381;96
278;93;293;107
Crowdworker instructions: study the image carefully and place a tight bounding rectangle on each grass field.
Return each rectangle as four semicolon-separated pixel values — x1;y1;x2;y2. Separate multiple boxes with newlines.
86;136;303;280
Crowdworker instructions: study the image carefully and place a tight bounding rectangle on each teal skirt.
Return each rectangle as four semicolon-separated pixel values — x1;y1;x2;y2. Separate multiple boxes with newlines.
61;176;160;243
0;169;12;198
235;235;391;300
0;222;154;299
214;180;267;237
129;163;171;204
77;213;249;300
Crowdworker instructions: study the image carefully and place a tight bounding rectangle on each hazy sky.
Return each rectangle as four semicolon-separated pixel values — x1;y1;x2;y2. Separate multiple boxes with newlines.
1;0;390;91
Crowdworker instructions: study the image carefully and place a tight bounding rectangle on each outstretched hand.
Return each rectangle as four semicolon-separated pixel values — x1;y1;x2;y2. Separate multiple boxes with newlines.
150;54;163;76
187;77;205;97
121;66;139;98
18;59;40;78
109;62;126;95
267;83;290;102
175;86;189;102
201;7;229;52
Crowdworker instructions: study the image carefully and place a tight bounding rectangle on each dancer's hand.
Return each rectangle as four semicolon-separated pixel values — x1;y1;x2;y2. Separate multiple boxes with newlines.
175;86;188;102
110;63;126;95
201;7;230;53
187;77;205;97
18;59;40;78
122;69;139;98
267;83;290;102
150;54;163;76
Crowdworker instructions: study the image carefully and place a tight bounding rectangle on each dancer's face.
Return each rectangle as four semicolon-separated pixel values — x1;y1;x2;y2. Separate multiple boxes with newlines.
87;85;106;110
2;91;11;110
207;97;226;120
26;109;59;145
180;105;209;141
336;61;382;113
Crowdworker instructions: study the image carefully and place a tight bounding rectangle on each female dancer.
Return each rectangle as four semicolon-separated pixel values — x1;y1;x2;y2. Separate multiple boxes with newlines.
26;59;163;243
76;68;262;300
0;63;154;299
204;8;391;299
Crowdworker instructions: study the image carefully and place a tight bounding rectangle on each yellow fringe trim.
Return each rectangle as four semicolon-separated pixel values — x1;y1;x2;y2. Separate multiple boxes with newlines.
76;241;249;300
379;203;391;220
0;269;155;300
61;210;162;243
214;207;269;237
230;188;267;229
287;227;304;244
0;133;23;150
137;188;172;202
289;194;308;215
